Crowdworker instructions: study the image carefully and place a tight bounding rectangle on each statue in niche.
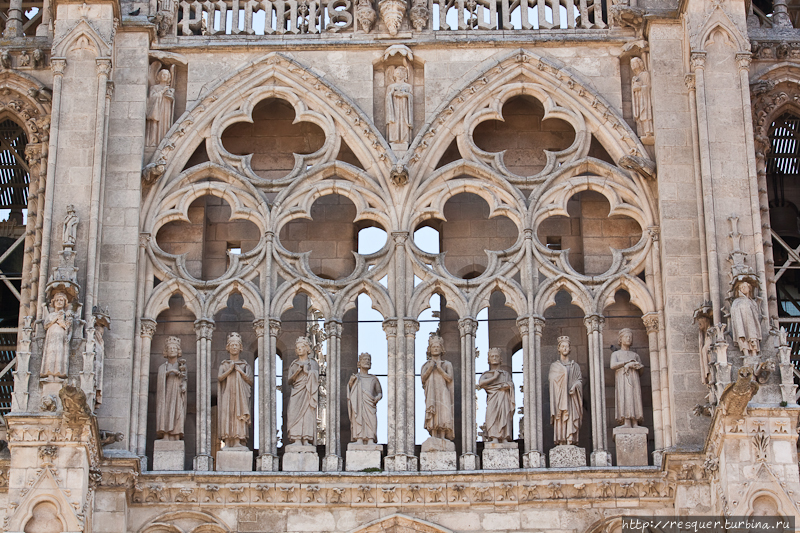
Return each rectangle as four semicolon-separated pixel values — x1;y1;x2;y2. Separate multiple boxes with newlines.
218;332;253;448
729;278;762;358
421;333;454;441
548;335;583;446
92;307;110;407
287;336;320;446
385;65;413;146
156;336;187;440
631;56;654;144
610;328;644;428
477;347;515;443
62;204;78;249
145;61;176;148
693;307;713;385
40;290;73;381
347;352;383;444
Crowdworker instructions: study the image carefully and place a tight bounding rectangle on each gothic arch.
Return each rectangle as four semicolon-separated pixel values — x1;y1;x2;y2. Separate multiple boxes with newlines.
468;275;528;317
349;513;453;533
270;278;334;319
142;278;204;320
204;278;264;318
534;275;593;316
332;279;394;319
408;278;469;320
138;510;231;533
52;18;113;58
594;274;656;316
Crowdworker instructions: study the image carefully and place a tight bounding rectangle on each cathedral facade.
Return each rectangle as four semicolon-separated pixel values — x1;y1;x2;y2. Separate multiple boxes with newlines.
0;0;797;529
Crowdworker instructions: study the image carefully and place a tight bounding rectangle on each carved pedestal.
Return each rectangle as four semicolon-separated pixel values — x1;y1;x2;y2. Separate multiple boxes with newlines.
482;442;519;469
590;449;612;467
523;450;545;468
216;447;253;472
420;437;456;471
153;439;185;471
345;443;382;471
549;445;586;467
613;426;649;466
282;444;320;472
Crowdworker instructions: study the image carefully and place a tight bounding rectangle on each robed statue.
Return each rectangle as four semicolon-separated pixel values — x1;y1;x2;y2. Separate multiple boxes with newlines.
609;328;644;427
156;336;187;440
347;352;383;444
386;65;413;145
478;347;515;442
287;336;320;446
729;279;762;358
146;61;176;147
40;291;73;381
549;335;583;445
217;332;253;448
421;334;454;441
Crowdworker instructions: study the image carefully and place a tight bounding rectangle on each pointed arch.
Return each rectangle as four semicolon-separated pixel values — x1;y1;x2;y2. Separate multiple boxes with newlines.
6;469;84;532
270;278;334;319
204;278;264;318
691;6;749;53
52;18;113;57
349;513;453;533
138;511;231;533
468;276;528;317
142;278;203;320
332;279;394;319
594;274;656;316
534;275;593;316
408;278;468;320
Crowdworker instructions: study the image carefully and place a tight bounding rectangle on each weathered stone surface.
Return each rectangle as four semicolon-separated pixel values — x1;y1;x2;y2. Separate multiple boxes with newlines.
345;443;381;471
482;442;519;470
153;439;184;471
613;426;649;466
283;444;320;472
420;450;457;471
216;447;253;472
549;445;586;467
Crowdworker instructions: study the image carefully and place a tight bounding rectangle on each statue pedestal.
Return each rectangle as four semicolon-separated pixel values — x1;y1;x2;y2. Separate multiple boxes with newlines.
482;442;519;470
153;440;185;471
282;444;320;472
345;443;382;471
613;426;649;466
216;447;253;472
420;437;456;471
523;450;545;468
41;380;63;408
549;445;586;467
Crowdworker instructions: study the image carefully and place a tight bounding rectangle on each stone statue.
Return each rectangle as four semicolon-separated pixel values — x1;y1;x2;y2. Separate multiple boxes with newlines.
146;61;176;147
609;328;644;428
729;279;762;358
695;312;713;385
631;57;654;143
347;352;383;444
92;308;110;406
548;336;583;445
218;332;253;448
421;334;454;441
355;0;377;32
40;291;73;381
287;336;320;446
156;336;187;440
385;66;413;145
62;205;78;249
477;347;515;443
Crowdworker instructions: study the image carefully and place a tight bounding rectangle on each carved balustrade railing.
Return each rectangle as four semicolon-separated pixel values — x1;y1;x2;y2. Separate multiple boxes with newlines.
175;0;607;36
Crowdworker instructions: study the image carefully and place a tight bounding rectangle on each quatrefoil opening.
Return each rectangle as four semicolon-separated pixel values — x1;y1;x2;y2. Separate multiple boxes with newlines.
155;194;261;281
536;190;642;276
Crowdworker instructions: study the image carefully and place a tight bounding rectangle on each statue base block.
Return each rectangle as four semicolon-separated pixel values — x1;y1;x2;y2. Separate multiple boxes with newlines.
420;438;456;470
613;426;649;466
549;445;586;467
216;447;253;472
282;444;320;472
482;442;519;470
153;440;184;471
345;443;382;471
523;450;545;468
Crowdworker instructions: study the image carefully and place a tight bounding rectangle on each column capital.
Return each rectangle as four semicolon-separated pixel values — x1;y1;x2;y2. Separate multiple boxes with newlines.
253;319;265;338
139;232;151;248
51;57;66;76
404;318;420;335
140;318;157;339
96;57;112;76
735;52;752;72
194;318;215;339
516;316;530;336
325;320;343;337
458;317;478;336
684;73;696;90
269;318;281;337
382;318;398;337
690;51;706;71
583;314;605;334
392;231;409;245
642;312;659;334
533;315;546;334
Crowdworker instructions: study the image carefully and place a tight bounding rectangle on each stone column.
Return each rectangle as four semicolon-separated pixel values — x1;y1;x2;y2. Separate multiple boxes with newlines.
323;320;343;471
584;314;609;466
256;318;277;471
642;312;663;464
36;0;52;36
458;317;479;470
521;315;545;467
193;319;214;471
136;318;157;460
36;58;66;321
402;318;419;470
3;0;23;37
383;318;399;460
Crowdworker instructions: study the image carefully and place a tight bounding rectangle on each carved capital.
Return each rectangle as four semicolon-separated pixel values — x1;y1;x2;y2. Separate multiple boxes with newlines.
404;319;420;336
51;58;66;75
735;52;752;72
642;313;659;334
382;318;398;337
584;314;604;334
392;231;409;245
96;58;112;77
253;319;265;338
194;319;215;340
458;317;478;337
139;233;151;248
516;316;530;336
106;80;114;98
140;318;157;339
684;73;696;90
690;52;706;71
325;320;343;338
647;226;660;242
269;319;281;337
533;315;545;335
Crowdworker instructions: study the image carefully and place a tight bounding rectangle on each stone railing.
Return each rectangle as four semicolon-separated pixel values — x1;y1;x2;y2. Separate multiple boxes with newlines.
175;0;607;36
